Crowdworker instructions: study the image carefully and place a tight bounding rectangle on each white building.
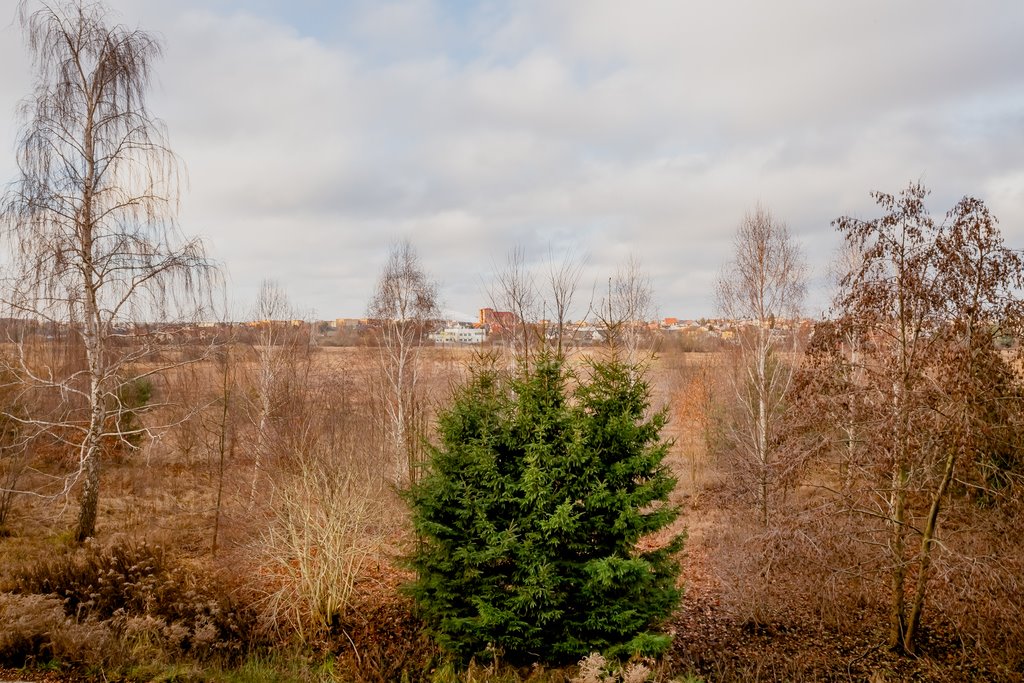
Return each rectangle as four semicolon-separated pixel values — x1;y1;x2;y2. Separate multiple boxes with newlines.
430;327;487;345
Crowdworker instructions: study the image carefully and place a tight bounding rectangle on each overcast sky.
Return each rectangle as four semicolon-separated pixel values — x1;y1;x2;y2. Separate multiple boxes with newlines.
2;1;1023;321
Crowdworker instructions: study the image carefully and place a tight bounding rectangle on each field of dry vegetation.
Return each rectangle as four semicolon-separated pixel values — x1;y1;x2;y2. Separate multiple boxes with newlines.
4;2;1021;680
1;338;1021;683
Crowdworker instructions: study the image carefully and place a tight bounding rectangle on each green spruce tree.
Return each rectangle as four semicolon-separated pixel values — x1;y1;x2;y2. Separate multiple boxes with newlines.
407;353;683;665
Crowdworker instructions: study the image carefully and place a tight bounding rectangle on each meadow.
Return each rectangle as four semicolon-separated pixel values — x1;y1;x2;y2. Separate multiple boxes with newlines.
1;337;1020;682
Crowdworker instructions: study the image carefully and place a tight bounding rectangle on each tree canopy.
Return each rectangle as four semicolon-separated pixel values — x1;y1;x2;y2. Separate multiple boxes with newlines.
407;353;682;665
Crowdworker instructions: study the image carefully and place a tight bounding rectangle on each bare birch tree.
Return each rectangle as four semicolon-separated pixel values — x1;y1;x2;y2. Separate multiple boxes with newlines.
0;0;213;542
716;206;806;526
243;280;312;507
368;239;439;485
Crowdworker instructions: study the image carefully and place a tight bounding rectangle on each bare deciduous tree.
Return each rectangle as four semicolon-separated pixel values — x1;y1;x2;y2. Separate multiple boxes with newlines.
596;254;656;367
1;0;213;542
544;248;585;359
244;280;312;507
716;206;806;526
207;330;236;556
489;246;590;365
489;246;540;364
368;239;439;485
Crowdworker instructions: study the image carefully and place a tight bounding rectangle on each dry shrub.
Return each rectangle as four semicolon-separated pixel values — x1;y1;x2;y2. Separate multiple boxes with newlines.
572;653;653;683
708;502;881;632
926;499;1024;672
250;463;393;642
330;589;439;682
0;592;116;668
0;592;68;665
12;539;256;661
241;368;401;643
706;490;1024;677
15;539;175;618
667;353;723;495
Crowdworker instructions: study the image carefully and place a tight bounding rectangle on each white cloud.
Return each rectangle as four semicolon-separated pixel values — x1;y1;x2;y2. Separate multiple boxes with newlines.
1;0;1023;319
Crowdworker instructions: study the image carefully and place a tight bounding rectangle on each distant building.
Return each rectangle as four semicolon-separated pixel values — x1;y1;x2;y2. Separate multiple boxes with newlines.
430;327;487;345
479;307;517;332
245;318;308;328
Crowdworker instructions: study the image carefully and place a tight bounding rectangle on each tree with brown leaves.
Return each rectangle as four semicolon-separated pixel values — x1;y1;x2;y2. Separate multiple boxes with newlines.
816;183;1024;653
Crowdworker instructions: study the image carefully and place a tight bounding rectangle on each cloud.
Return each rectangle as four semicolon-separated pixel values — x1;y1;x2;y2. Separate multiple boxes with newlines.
1;0;1022;320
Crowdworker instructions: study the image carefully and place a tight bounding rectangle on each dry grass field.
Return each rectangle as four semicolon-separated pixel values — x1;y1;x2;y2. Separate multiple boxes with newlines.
0;343;1021;682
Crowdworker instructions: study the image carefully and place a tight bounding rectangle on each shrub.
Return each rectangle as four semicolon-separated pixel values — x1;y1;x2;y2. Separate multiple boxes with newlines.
0;592;116;668
572;652;653;683
250;464;389;642
407;354;683;665
0;592;66;666
13;540;256;660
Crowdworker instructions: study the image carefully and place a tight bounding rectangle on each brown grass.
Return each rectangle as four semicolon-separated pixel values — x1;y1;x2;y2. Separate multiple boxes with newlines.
0;344;1022;682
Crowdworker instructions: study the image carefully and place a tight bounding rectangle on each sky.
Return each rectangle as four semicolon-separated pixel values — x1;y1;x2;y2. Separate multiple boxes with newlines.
1;1;1023;322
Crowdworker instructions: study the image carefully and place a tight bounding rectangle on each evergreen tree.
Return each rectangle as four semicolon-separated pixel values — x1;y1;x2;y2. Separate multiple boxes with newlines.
407;353;683;665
